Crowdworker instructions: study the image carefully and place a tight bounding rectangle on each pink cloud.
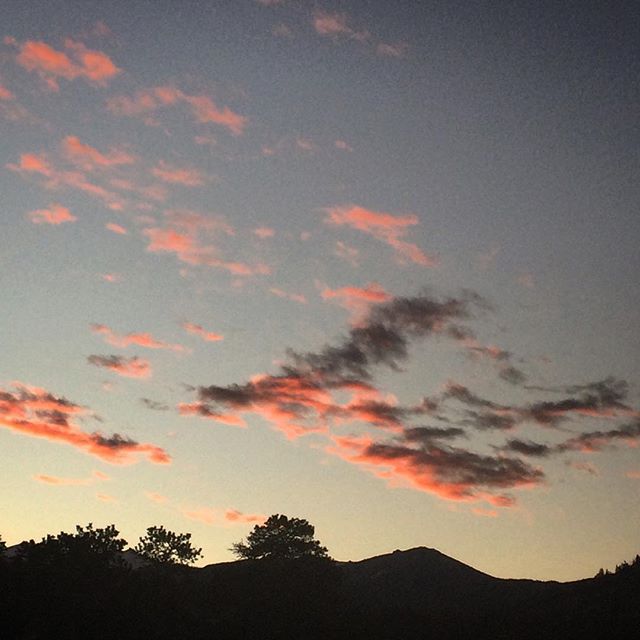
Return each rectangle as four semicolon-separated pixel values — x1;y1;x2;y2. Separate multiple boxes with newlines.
27;203;76;225
182;322;224;342
142;210;269;276
313;11;369;42
269;287;307;304
101;273;121;283
91;323;184;352
0;382;169;464
107;86;246;134
62;135;135;171
326;435;536;507
253;226;275;239
106;222;127;235
11;37;119;90
151;160;207;187
96;493;117;502
320;282;391;322
33;470;109;486
376;42;409;58
182;506;217;525
224;509;266;524
0;83;15;100
181;506;266;526
334;240;359;267
144;491;168;503
335;139;353;152
324;204;437;267
8;151;124;210
87;354;152;379
626;470;640;479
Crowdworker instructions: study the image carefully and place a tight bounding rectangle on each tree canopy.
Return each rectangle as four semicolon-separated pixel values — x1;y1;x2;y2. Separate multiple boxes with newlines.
135;525;202;565
231;514;329;560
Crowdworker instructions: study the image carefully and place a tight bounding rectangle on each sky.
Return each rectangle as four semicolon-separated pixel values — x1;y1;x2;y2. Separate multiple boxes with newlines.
1;0;638;582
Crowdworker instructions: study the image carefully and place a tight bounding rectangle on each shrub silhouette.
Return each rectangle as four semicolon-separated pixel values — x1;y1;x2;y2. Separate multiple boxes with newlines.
230;514;329;560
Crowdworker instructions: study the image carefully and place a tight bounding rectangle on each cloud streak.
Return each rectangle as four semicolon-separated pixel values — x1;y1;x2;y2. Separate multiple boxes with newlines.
87;354;152;379
107;85;246;134
0;382;169;464
9;37;120;90
324;205;437;267
91;324;185;352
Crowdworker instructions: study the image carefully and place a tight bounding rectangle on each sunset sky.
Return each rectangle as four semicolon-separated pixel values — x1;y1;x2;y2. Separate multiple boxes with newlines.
1;0;638;581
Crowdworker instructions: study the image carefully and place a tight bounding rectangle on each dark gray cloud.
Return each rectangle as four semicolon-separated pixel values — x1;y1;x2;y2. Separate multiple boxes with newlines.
141;398;170;411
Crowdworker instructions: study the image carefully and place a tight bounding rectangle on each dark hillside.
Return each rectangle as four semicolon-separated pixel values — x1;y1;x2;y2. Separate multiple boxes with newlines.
1;547;638;639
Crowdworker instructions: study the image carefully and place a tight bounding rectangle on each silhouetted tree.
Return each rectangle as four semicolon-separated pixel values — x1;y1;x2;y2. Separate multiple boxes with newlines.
135;525;202;565
231;514;329;560
16;523;127;568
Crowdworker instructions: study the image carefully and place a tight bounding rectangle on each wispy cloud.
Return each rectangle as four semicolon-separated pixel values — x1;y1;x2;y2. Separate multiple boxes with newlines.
151;160;208;187
253;226;275;239
0;382;169;464
62;135;135;171
91;323;185;352
182;506;266;526
7;36;120;90
27;203;76;225
311;11;407;58
142;210;269;276
33;470;110;486
179;288;640;507
320;282;391;323
107;85;246;134
106;222;127;235
8;151;124;210
269;287;307;304
87;354;152;379
324;205;437;267
182;322;224;342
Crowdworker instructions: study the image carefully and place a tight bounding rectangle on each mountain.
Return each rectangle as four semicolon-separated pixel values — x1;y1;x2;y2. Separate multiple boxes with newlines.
2;546;639;639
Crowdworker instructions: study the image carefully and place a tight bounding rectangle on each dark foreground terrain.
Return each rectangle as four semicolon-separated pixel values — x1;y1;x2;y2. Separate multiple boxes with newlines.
2;547;639;639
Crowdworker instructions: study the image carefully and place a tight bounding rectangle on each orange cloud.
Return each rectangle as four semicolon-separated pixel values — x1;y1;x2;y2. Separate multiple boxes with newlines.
0;83;15;100
27;203;76;225
334;139;353;152
142;210;269;276
313;11;369;42
12;37;120;90
96;493;117;502
320;282;391;323
107;86;246;134
101;273;121;283
182;322;224;342
151;160;207;186
324;205;437;267
87;354;152;379
8;151;124;210
224;509;266;524
334;240;359;267
376;42;409;58
182;506;217;525
181;506;265;526
269;287;307;304
253;227;275;239
91;323;185;352
62;135;135;171
144;491;168;503
106;222;127;235
626;470;640;479
0;382;169;464
327;435;539;507
33;470;109;486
